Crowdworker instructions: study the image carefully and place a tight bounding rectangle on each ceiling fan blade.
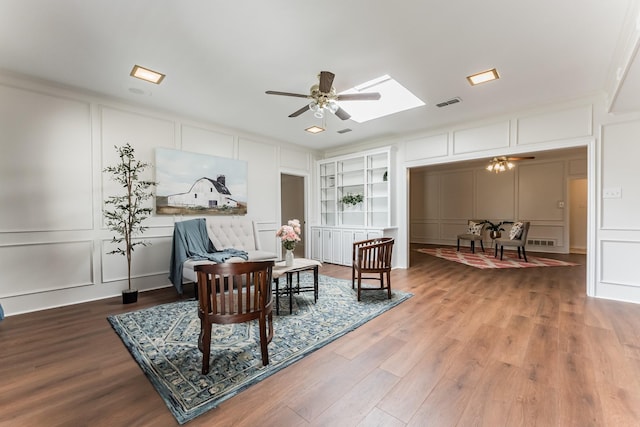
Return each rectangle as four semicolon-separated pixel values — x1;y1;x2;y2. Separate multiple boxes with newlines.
288;104;310;118
266;90;309;99
334;107;351;120
336;92;381;101
507;156;535;160
318;71;335;93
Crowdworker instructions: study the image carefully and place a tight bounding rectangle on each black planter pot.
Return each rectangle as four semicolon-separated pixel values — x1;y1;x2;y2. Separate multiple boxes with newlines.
122;289;138;304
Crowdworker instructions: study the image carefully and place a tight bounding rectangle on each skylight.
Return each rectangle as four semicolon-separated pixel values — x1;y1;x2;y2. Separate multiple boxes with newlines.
338;75;425;123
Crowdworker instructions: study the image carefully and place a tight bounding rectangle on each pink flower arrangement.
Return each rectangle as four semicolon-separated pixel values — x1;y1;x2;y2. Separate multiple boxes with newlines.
276;219;301;251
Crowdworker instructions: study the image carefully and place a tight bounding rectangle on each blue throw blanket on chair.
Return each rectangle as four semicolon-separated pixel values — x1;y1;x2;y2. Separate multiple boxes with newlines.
169;218;248;294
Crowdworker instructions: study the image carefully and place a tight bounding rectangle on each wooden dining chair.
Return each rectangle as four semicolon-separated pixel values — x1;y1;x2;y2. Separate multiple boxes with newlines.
194;261;274;375
352;237;394;301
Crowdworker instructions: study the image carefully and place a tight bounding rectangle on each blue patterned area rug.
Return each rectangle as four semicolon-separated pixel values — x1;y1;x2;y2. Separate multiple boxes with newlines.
108;275;412;424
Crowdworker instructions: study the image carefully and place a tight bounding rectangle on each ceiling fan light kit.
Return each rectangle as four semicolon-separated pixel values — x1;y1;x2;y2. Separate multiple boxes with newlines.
486;156;535;173
266;71;381;121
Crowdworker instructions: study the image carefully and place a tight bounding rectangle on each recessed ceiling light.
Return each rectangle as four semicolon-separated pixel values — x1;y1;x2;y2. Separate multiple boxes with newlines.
305;125;325;134
130;65;165;84
467;68;500;86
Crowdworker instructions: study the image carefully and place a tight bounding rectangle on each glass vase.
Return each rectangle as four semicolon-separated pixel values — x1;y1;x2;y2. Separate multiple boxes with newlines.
285;249;294;267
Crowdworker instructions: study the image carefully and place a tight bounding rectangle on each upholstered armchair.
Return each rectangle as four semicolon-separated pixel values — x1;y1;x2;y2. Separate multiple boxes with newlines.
494;221;531;262
457;220;487;253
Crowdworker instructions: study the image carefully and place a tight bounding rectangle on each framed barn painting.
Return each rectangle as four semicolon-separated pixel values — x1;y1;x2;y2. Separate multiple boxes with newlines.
155;148;248;215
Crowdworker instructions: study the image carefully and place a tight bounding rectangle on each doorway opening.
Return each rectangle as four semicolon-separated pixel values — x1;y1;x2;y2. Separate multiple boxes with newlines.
280;174;306;258
569;178;587;254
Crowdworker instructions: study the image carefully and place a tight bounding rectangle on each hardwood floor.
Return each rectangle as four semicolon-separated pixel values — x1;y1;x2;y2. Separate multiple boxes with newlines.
1;245;640;426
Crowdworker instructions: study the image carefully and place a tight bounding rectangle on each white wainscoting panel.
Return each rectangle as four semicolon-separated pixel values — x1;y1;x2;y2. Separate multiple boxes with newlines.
0;84;92;232
528;224;565;247
517;105;592;145
255;221;278;255
568;158;587;175
0;241;93;297
101;236;173;283
101;107;175;165
442;222;468;241
518;162;565;221
453;121;510;155
475;169;516;220
405;134;448;161
410;221;440;242
410;171;440;220
600;240;640;287
181;125;235;158
280;147;311;172
440;171;474;219
601;120;640;230
101;107;176;229
238;138;279;222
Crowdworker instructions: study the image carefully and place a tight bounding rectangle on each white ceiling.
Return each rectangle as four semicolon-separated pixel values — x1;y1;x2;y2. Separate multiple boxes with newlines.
0;1;638;150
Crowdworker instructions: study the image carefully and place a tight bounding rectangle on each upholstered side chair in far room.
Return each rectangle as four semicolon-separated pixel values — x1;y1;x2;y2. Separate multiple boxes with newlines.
457;220;487;253
194;261;274;375
494;221;531;262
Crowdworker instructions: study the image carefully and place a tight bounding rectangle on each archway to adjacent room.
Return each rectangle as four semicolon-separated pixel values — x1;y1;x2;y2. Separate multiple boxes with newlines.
407;146;588;267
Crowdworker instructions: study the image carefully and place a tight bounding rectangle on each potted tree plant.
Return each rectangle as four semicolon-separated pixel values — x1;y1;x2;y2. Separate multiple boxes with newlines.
103;143;156;304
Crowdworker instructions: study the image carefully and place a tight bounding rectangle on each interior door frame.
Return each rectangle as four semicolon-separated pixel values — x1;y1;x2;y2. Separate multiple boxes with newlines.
279;170;309;258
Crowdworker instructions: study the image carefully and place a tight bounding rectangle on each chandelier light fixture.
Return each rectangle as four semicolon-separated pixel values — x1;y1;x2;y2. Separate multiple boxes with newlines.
486;156;515;173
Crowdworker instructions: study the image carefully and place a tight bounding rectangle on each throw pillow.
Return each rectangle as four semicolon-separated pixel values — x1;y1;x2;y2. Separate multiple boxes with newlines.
468;221;483;236
509;221;524;240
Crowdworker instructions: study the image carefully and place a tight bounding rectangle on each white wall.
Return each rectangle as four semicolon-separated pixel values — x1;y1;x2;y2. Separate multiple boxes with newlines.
597;118;640;302
0;74;317;316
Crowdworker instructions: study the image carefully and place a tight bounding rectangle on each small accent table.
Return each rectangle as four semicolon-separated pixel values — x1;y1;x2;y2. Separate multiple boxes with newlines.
272;258;322;315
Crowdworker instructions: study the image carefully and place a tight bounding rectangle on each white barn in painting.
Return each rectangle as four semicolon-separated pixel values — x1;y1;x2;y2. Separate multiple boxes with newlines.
167;175;238;208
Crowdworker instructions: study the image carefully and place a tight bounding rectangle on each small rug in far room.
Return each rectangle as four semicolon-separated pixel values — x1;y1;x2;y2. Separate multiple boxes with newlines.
108;275;412;424
417;247;579;269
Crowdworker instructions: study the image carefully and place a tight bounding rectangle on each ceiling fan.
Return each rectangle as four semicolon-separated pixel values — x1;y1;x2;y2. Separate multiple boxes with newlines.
486;156;535;173
265;71;381;120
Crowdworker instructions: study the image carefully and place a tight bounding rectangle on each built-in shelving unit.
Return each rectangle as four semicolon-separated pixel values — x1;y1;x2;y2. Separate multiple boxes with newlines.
313;147;395;265
318;147;391;228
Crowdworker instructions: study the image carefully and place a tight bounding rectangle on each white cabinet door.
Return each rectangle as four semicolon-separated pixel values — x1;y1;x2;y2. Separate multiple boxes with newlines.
331;229;342;264
367;230;383;239
341;229;367;266
321;229;332;263
311;227;322;261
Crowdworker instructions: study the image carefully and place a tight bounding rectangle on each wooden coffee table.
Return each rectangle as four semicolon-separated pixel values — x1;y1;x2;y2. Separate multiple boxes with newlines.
272;258;322;315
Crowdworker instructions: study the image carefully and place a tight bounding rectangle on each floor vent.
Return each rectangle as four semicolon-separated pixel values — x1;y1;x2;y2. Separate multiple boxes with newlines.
527;239;556;247
436;97;462;108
